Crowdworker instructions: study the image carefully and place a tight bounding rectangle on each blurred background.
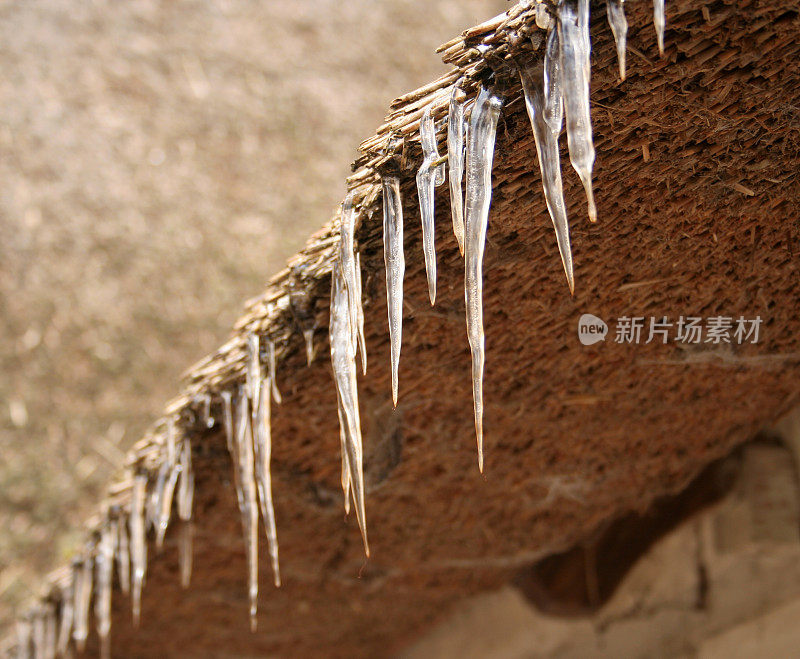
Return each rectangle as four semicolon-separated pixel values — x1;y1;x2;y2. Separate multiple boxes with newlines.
0;0;507;635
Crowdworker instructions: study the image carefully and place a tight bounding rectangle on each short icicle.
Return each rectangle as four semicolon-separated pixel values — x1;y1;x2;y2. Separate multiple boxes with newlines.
266;338;283;404
177;436;195;588
130;469;148;627
254;374;281;587
464;86;503;473
517;30;575;293
245;332;262;411
303;329;315;366
447;82;466;256
16;619;31;659
115;507;131;596
606;0;628;80
155;438;180;550
416;104;446;304
382;176;405;407
43;604;56;659
95;523;115;659
72;552;93;652
56;581;74;656
558;0;597;222
653;0;665;55
234;388;259;631
329;262;369;555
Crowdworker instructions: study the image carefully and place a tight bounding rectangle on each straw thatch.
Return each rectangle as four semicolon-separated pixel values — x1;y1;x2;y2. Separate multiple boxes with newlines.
10;0;800;655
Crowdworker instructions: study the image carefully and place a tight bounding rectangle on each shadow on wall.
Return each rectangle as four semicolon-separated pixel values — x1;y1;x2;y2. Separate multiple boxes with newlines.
403;406;800;659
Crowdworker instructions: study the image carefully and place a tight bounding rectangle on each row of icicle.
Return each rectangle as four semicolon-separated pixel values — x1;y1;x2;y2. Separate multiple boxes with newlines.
15;418;195;659
14;0;669;653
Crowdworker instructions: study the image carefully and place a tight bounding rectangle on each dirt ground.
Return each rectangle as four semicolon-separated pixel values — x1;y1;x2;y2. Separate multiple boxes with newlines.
0;0;506;636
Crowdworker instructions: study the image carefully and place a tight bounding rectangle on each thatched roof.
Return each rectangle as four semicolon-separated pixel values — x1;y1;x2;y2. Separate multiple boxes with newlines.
9;0;800;655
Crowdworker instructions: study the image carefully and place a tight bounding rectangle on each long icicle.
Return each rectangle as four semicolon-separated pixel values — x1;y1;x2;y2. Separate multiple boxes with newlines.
254;374;281;587
606;0;628;80
464;87;503;473
330;262;369;554
416;104;446;304
447;82;466;256
517;31;575;293
235;388;259;631
382;176;405;407
130;469;147;627
559;0;597;222
339;194;367;374
653;0;665;55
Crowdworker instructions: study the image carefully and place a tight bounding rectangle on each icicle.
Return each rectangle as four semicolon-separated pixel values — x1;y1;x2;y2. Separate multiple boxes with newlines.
329;263;369;554
31;610;43;659
447;82;466;256
199;392;214;428
165;415;178;468
155;459;179;550
115;508;131;596
221;390;234;452
221;388;246;513
179;523;193;589
381;176;405;407
354;253;367;376
176;436;194;589
71;553;93;652
606;0;628;80
16;619;31;659
416;104;446;305
288;280;317;366
56;582;73;657
517;34;575;293
464;87;503;473
653;0;665;55
177;438;194;522
336;397;351;515
303;329;315;366
339;194;367;373
234;389;259;631
245;332;262;411
43;605;56;659
265;338;282;404
95;524;114;658
253;375;281;587
130;469;147;627
558;0;597;222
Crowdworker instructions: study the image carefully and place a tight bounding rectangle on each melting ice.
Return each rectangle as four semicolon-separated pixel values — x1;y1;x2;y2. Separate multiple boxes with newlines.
448;83;467;256
329;262;369;554
416;104;446;305
464;87;503;473
606;0;628;79
518;30;575;293
381;176;405;407
558;0;597;222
